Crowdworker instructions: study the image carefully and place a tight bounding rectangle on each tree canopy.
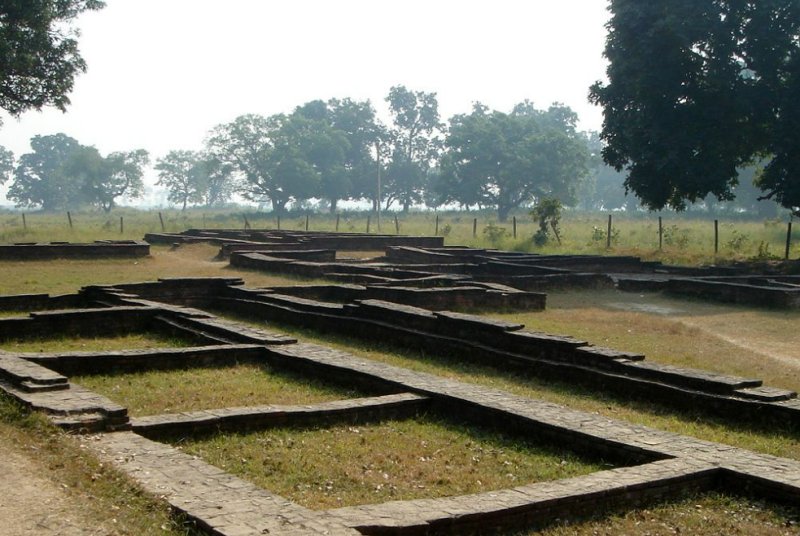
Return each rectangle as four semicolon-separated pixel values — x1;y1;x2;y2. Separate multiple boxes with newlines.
0;0;105;124
590;0;800;216
155;150;235;210
7;133;147;211
440;102;589;221
384;86;443;212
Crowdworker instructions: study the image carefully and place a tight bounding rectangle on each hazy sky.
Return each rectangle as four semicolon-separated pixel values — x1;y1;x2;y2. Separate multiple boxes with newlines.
0;0;610;170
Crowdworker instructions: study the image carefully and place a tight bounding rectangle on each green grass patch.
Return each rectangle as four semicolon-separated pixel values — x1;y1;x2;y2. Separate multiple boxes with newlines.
175;416;609;509
533;491;800;535
73;363;367;417
241;320;800;462
0;333;190;353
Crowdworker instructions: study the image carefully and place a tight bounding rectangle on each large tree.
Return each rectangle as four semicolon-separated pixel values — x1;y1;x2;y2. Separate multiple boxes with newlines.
155;150;235;210
590;0;800;216
206;114;318;213
440;102;589;221
384;86;443;212
8;133;84;210
291;101;350;212
0;145;13;184
76;148;149;212
327;98;384;211
0;0;105;125
8;134;146;211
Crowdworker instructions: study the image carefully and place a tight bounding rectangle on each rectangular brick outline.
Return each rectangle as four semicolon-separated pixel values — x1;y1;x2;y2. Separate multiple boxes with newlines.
2;287;800;534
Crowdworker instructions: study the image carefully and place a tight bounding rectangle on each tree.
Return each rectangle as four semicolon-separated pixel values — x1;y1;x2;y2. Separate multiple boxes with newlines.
440;102;589;221
8;133;84;210
9;134;146;211
384;86;443;212
155;150;235;210
206;114;318;213
0;1;105;125
72;147;149;212
590;0;800;216
328;98;384;211
155;150;204;210
291;102;350;212
0;145;13;184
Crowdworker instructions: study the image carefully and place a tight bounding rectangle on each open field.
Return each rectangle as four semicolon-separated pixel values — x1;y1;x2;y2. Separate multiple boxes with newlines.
0;227;799;534
1;207;797;265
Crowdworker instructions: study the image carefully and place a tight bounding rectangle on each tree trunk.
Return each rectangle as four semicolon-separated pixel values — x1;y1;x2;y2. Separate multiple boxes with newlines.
329;198;338;214
272;198;287;215
497;204;510;222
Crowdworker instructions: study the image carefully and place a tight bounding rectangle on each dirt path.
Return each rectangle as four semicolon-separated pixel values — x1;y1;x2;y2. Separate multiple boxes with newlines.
0;439;105;536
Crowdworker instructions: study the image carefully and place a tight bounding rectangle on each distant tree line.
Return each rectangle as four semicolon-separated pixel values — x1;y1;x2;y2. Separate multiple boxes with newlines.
0;1;796;221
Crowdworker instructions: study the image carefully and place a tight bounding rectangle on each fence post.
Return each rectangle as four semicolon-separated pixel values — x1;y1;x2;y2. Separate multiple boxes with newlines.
658;216;663;250
473;218;477;238
435;215;439;236
335;214;340;232
714;219;719;254
305;214;309;231
67;211;73;229
786;218;794;260
158;212;165;232
512;216;517;239
120;216;124;234
277;216;281;230
22;213;26;230
366;215;371;233
395;215;400;234
606;214;612;249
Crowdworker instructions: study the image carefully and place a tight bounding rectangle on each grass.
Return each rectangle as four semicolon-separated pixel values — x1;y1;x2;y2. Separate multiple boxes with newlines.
492;289;800;391
0;242;319;295
174;416;608;509
1;207;797;266
0;333;190;353
242;320;800;462
72;363;367;417
0;214;798;533
0;394;197;535
534;492;800;536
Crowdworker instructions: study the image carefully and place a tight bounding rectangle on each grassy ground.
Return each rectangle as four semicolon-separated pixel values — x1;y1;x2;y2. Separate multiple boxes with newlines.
244;320;800;462
0;219;798;533
0;333;190;353
73;363;367;417
1;207;796;265
174;416;608;510
0;243;310;295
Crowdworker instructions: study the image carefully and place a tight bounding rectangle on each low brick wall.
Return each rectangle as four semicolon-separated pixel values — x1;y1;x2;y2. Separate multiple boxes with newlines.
666;278;800;308
0;240;149;260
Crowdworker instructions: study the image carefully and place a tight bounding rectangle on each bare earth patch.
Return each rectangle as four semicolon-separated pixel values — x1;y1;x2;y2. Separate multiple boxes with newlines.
0;441;108;536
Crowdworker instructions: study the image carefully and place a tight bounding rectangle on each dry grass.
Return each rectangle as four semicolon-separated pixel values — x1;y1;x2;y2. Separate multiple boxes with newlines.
73;363;366;417
0;243;312;295
175;416;608;510
492;289;800;391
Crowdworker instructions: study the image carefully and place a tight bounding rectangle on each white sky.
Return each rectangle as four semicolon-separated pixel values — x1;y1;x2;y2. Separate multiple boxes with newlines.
0;0;610;196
